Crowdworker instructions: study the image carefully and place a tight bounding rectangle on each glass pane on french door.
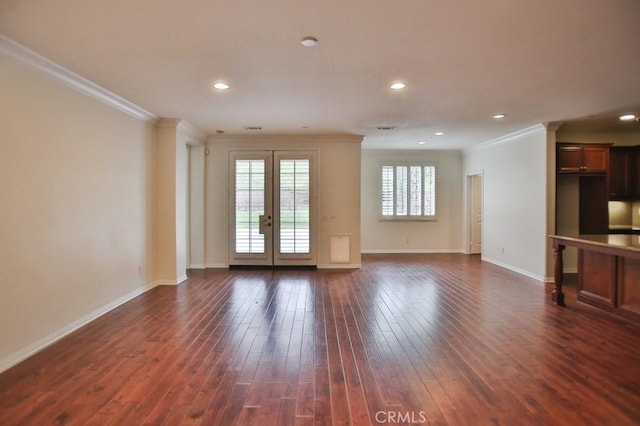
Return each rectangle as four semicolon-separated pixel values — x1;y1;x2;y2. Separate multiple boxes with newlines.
234;159;265;254
274;151;315;265
229;151;273;265
278;159;310;254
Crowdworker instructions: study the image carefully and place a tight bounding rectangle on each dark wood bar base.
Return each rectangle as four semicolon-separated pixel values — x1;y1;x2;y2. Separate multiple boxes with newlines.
552;245;566;306
551;235;640;323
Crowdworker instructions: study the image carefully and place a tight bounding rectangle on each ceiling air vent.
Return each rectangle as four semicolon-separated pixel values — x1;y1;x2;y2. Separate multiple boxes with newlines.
244;126;263;130
377;126;397;131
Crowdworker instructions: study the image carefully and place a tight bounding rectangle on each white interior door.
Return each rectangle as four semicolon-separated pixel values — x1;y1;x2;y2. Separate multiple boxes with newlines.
470;174;483;254
229;150;316;266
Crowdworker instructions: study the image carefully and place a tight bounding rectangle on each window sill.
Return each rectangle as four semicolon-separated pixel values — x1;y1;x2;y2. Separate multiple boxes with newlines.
378;216;438;222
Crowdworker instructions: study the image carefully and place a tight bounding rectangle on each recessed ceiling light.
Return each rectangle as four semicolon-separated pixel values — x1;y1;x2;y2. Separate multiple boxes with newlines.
418;141;426;145
492;113;506;119
213;82;230;90
434;131;444;136
619;113;637;121
390;82;407;90
300;36;318;47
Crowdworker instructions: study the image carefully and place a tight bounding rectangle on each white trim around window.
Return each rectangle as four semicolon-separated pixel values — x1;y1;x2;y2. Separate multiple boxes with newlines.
379;161;438;221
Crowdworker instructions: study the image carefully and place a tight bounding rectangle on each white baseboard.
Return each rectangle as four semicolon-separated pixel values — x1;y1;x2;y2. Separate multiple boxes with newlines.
317;263;361;269
188;264;207;270
361;249;464;254
0;282;158;374
206;263;228;268
153;280;178;286
153;274;188;286
481;256;545;285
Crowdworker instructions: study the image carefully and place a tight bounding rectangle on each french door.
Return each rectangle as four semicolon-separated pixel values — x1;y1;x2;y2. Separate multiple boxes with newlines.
229;150;317;266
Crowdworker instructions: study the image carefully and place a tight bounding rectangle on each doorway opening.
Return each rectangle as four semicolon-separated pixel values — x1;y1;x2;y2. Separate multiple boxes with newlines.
467;174;483;255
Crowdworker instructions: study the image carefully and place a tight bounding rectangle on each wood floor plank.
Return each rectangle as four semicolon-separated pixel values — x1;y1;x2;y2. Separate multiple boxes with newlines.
1;254;640;425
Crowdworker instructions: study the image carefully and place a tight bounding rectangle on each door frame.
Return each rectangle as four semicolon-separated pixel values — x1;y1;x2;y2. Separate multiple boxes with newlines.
228;149;318;267
273;150;318;267
228;150;273;266
466;173;484;255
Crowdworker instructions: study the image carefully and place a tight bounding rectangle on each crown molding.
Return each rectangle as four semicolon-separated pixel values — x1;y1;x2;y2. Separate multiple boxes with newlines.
544;121;564;132
178;120;207;142
463;124;546;154
155;118;182;128
0;33;157;122
208;133;364;145
155;118;207;144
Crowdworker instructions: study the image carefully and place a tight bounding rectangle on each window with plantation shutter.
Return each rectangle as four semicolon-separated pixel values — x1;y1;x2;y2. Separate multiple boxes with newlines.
380;163;436;220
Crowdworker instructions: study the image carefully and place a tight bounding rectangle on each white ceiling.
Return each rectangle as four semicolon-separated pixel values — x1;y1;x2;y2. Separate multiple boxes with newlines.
1;0;639;149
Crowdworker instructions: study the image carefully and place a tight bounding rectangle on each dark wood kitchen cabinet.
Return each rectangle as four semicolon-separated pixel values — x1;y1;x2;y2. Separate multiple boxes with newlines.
557;143;611;174
609;146;639;200
579;175;609;234
556;143;612;234
637;148;640;198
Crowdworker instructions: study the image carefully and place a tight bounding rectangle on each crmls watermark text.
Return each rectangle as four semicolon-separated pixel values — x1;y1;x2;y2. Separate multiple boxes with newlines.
375;411;428;424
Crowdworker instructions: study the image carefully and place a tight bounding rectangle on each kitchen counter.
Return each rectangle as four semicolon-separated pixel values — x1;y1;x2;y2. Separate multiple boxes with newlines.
552;234;640;254
550;234;640;323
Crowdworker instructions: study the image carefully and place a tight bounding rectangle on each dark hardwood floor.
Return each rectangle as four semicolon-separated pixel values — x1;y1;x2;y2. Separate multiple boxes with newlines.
1;254;639;425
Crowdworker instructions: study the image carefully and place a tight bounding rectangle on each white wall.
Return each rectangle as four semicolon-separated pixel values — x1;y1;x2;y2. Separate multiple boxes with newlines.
175;127;190;280
189;145;206;268
463;125;548;281
361;150;464;252
153;120;203;283
0;50;154;372
153;121;179;283
204;135;362;268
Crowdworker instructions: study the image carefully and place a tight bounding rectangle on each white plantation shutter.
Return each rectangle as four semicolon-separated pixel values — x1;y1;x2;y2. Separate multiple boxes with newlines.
235;159;265;253
423;165;436;216
279;159;310;254
381;166;394;216
380;164;437;219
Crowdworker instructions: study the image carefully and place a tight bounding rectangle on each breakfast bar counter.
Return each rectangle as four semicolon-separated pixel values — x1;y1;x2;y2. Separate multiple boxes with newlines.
550;234;640;323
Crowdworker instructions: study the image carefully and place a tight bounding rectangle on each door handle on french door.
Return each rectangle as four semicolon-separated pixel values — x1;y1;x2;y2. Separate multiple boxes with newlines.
258;214;272;235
